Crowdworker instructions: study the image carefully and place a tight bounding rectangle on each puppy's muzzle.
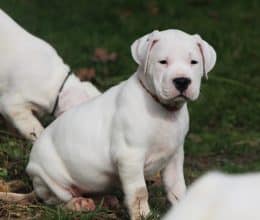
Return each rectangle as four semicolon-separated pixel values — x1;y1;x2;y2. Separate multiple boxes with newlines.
172;77;191;93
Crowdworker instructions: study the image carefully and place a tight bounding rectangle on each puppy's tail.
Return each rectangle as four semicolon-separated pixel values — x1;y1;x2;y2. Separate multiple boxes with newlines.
0;191;36;204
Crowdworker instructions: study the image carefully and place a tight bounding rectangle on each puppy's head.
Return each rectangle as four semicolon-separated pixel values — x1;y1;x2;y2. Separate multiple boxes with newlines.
131;29;216;107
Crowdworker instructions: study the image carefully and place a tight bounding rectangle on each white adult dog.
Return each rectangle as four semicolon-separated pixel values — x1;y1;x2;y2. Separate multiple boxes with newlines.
24;29;216;220
163;172;260;220
0;9;100;141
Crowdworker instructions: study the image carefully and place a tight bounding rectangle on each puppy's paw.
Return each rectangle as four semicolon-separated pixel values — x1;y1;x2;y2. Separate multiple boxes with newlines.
129;188;150;220
65;197;96;212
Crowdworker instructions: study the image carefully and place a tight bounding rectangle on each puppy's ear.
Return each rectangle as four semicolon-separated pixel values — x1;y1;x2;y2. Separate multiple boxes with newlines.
194;34;217;79
131;30;160;73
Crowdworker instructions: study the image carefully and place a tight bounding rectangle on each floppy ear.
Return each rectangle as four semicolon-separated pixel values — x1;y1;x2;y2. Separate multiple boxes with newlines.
194;34;217;79
131;30;160;73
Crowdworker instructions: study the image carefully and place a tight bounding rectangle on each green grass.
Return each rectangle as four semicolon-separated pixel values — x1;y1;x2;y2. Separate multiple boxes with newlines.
0;0;260;219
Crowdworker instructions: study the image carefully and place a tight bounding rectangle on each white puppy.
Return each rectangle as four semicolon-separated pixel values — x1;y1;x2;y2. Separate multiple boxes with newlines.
25;29;216;219
0;9;100;141
163;172;260;220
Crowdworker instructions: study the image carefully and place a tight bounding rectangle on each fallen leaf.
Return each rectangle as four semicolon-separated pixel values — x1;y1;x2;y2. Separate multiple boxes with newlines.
188;133;203;143
0;179;9;192
118;9;132;18
208;11;219;20
0;179;26;192
75;67;96;81
93;48;118;63
147;1;159;16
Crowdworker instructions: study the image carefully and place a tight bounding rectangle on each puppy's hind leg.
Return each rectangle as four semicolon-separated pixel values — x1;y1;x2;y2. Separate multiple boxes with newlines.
0;178;95;212
33;176;96;211
32;176;62;205
0;176;60;205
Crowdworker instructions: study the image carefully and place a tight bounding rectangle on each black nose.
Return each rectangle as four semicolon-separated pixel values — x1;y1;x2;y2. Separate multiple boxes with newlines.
172;77;191;92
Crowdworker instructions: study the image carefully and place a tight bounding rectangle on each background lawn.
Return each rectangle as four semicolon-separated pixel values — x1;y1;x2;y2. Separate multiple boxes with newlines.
0;0;259;219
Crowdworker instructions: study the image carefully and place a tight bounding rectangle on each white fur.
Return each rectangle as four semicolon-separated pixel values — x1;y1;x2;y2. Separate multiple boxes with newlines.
26;29;216;220
163;172;260;220
0;9;100;141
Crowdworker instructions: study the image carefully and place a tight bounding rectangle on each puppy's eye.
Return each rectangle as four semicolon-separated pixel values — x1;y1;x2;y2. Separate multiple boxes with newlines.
159;60;167;64
191;60;198;65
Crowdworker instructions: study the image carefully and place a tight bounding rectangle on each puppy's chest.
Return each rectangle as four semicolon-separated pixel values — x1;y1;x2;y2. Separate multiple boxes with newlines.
144;121;186;177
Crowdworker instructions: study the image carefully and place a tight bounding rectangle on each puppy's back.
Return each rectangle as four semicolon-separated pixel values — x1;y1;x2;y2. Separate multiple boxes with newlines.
0;9;69;105
0;9;29;42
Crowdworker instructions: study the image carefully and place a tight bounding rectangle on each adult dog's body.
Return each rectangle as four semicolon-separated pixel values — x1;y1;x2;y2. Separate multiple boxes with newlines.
163;172;260;220
25;29;216;220
0;9;100;141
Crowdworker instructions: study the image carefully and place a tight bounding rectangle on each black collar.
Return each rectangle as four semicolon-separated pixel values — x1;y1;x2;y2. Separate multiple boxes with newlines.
51;71;72;115
138;78;182;112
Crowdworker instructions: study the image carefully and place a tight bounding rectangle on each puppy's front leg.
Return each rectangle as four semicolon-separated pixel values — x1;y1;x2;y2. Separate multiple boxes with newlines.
2;105;43;141
162;146;186;206
117;148;150;220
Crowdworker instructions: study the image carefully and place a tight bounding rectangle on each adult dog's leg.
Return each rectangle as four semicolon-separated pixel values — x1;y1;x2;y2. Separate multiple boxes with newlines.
162;146;186;206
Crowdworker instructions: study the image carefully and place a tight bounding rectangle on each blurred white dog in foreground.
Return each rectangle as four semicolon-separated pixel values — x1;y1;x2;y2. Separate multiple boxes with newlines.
163;172;260;220
0;9;100;141
0;29;216;220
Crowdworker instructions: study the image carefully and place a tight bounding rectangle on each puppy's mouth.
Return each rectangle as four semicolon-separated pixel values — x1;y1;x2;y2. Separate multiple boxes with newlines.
164;94;190;103
173;94;190;102
160;94;190;110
